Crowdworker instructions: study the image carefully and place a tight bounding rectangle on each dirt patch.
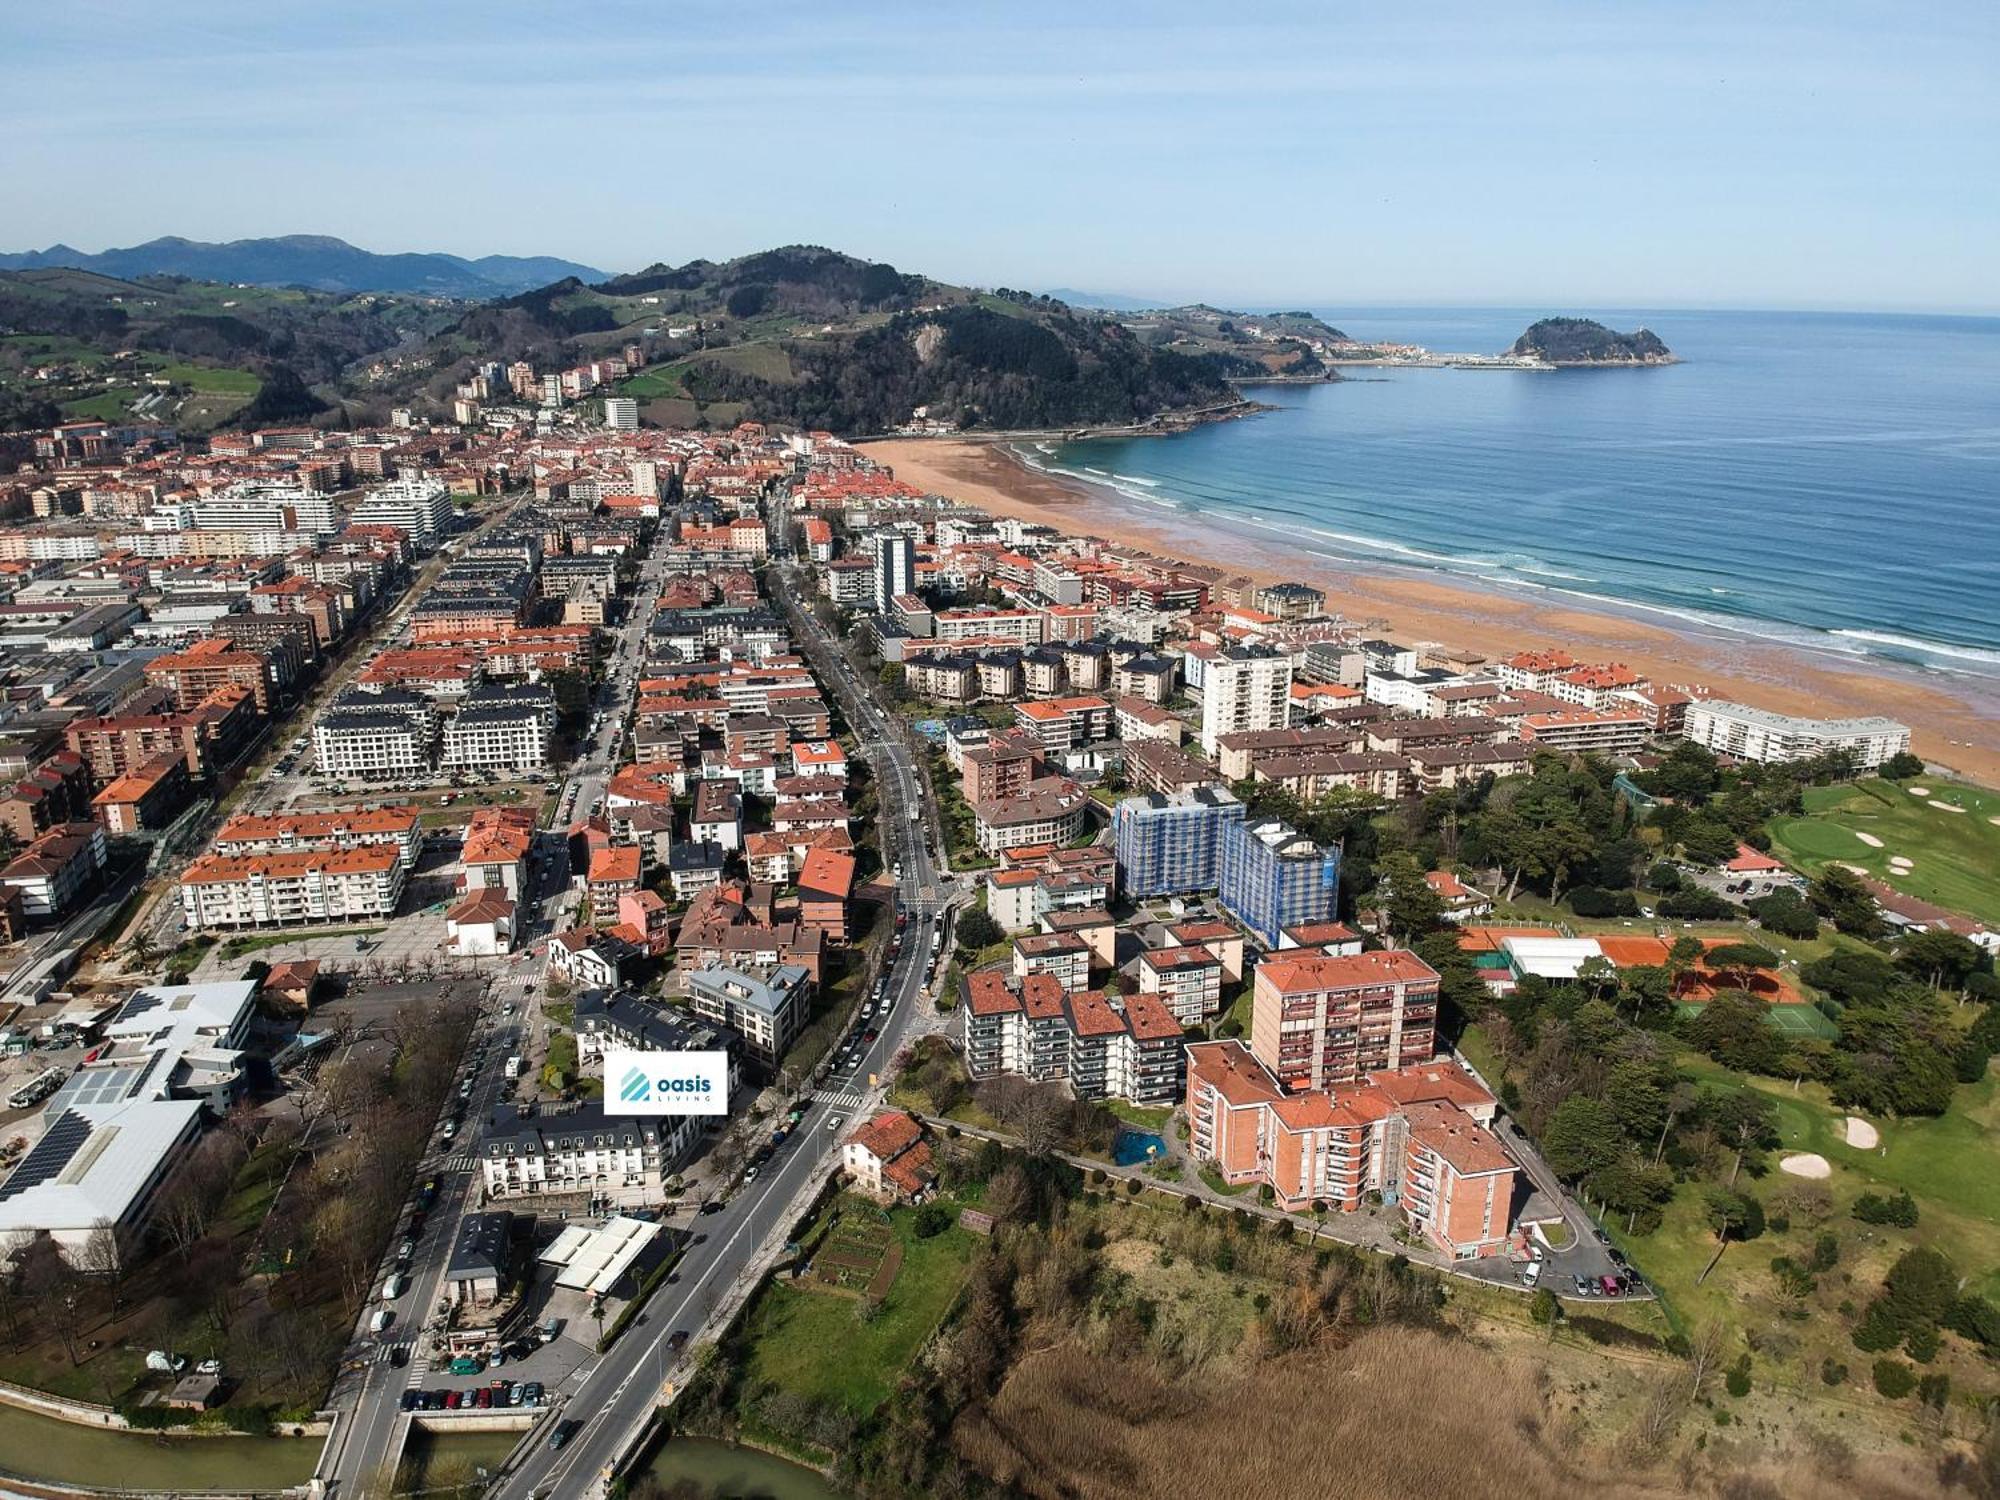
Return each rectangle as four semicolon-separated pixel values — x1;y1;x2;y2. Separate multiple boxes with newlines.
865;1240;905;1300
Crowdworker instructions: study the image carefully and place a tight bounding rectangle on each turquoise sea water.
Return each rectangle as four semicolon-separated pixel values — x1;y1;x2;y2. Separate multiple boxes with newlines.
1029;309;2000;701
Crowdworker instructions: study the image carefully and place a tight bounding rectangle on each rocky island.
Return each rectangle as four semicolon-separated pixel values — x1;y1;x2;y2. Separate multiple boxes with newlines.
1510;316;1676;365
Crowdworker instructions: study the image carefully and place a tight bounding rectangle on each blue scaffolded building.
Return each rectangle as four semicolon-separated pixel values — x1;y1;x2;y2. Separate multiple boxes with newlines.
1218;817;1342;947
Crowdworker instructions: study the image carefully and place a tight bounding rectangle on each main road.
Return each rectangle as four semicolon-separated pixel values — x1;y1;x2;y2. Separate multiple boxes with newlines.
485;561;955;1499
328;538;953;1497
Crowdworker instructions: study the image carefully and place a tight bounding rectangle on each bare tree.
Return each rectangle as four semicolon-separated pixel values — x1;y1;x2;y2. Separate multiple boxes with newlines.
20;1242;87;1365
1683;1320;1727;1401
79;1219;135;1318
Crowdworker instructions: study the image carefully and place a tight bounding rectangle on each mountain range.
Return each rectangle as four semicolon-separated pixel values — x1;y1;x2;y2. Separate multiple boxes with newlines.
0;235;607;298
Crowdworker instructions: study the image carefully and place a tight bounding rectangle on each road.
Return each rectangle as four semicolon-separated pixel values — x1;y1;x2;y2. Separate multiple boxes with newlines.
484;561;956;1500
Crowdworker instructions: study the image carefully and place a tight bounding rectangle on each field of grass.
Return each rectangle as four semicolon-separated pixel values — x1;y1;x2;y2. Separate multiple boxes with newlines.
1769;775;2000;927
740;1195;976;1414
1612;1052;2000;1401
621;367;686;398
154;362;261;393
691;342;796;384
58;391;136;420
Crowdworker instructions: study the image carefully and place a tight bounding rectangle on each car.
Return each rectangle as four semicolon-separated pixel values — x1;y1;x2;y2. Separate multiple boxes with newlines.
743;1165;760;1181
1573;1275;1593;1295
827;1113;845;1132
540;1317;563;1341
698;1200;725;1216
523;1382;544;1405
1600;1276;1624;1297
548;1421;573;1451
863;1028;879;1043
490;1348;506;1367
401;1390;421;1412
475;1387;492;1409
509;1382;525;1406
390;1345;409;1368
667;1329;690;1352
1592;1227;1611;1245
448;1355;483;1375
445;1390;464;1410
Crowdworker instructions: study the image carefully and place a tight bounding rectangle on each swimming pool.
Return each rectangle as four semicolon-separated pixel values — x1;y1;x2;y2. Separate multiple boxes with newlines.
1113;1128;1166;1167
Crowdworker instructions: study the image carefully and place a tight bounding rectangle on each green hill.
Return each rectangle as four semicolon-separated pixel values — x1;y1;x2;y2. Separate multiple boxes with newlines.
1510;317;1674;365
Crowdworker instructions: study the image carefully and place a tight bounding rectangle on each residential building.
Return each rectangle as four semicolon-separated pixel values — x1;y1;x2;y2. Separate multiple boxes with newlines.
213;805;423;871
962;971;1185;1104
443;684;556;770
1186;1041;1514;1257
684;963;812;1061
349;476;454;548
480;1101;693;1208
314;688;436;780
1218;817;1341;947
1112;785;1243;898
446;889;517;956
1249;948;1440;1091
1136;944;1223;1024
178;845;406;931
972;778;1089;855
873;532;914;614
0;822;107;918
1682;701;1912;770
842;1111;936;1203
1199;646;1292;755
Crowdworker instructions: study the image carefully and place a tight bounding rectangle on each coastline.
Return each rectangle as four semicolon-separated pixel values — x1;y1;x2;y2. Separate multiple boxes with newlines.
856;436;2000;787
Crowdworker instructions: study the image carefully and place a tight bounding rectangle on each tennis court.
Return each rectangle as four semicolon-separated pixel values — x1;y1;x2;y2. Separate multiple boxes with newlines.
1676;999;1838;1040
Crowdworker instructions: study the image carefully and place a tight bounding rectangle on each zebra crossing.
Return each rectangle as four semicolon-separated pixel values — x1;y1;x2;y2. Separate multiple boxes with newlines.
440;1153;477;1173
817;1086;866;1110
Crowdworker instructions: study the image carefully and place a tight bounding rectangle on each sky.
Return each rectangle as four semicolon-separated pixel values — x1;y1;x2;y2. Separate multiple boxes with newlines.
4;1;1997;311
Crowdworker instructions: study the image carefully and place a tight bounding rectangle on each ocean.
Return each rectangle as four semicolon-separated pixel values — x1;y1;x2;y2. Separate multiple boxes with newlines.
1026;308;2000;689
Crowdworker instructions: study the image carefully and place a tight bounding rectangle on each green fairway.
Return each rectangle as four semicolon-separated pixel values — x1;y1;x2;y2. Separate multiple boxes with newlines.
1768;776;2000;927
741;1196;975;1414
154;361;261;393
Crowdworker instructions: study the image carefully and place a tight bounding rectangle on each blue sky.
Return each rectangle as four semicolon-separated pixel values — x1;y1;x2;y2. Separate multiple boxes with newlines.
4;1;1996;310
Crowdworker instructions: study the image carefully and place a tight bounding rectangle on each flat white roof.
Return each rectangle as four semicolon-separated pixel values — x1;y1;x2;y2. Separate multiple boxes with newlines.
539;1214;661;1296
1500;935;1605;980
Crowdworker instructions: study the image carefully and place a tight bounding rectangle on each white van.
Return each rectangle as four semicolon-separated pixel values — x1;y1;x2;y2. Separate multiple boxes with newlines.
369;1309;394;1334
381;1273;408;1301
1520;1260;1541;1288
505;1056;523;1080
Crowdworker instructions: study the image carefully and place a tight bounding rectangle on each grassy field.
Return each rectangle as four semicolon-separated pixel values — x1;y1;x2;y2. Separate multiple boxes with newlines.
1611;1052;2000;1401
1769;775;2000;927
740;1195;976;1414
154;362;261;393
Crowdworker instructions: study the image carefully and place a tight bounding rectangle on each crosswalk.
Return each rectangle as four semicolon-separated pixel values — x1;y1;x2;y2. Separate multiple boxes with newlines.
817;1087;866;1109
440;1153;476;1173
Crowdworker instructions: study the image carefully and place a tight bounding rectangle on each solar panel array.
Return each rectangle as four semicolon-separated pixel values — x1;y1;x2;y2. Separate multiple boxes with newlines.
113;991;162;1024
0;1110;93;1201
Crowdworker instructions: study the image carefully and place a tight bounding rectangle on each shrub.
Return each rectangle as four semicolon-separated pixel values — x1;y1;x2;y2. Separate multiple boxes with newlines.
1918;1373;1951;1411
911;1203;953;1239
1944;1294;2000;1348
1569;886;1638;918
1820;1359;1848;1386
1125;1178;1142;1197
1905;1323;1940;1363
1645;862;1683;894
1852;1189;1919;1228
1658;889;1739;921
1810;1232;1840;1272
1872;1358;1916;1399
1725;1354;1753;1398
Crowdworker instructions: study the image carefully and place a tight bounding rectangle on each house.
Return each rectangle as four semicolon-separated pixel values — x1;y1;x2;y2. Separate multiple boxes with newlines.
586;845;643;912
683;964;811;1061
447;889;517;957
260;959;321;1012
543;928;634;989
1;822;108;920
442;1211;516;1308
1425;870;1494;924
841;1111;935;1203
616;890;674;956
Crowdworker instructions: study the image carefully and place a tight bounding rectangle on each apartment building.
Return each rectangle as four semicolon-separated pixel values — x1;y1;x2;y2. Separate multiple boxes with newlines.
178;844;407;930
1249;948;1440;1091
963;971;1185;1104
1199;646;1292;756
960;727;1045;804
1013;695;1113;753
1218;816;1341;947
683;963;812;1061
1109;785;1239;899
1186;1041;1514;1258
349;475;454;548
1517;708;1653;756
213;806;422;871
0;822;108;918
1682;701;1912;770
934;607;1044;646
65;685;260;780
143;637;281;715
314;688;437;780
442;684;556;770
1137;943;1224;1024
972;778;1089;855
872;531;914;613
479;1101;693;1208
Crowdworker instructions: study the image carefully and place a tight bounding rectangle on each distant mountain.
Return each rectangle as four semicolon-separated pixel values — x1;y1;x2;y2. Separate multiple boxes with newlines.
1041;287;1161;312
1510;317;1674;365
0;235;607;298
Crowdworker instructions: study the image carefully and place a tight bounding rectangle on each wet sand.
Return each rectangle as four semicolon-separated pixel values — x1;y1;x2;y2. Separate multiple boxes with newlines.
859;437;2000;787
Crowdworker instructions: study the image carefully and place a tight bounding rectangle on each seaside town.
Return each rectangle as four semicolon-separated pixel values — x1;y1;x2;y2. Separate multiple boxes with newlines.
0;363;1989;1500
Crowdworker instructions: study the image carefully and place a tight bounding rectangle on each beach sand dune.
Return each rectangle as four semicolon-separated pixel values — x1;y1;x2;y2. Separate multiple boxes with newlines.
862;438;2000;785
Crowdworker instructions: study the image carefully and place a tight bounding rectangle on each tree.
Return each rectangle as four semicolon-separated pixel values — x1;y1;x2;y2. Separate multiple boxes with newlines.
1880;751;1924;780
1686;993;1790;1076
1683;1320;1728;1400
953;907;1002;953
1708;1090;1779;1185
1697;1186;1763;1284
1377;853;1444;942
1807;864;1883;938
1747;887;1819;940
1529;1287;1563;1341
1540;1096;1621;1183
1896;930;1990;993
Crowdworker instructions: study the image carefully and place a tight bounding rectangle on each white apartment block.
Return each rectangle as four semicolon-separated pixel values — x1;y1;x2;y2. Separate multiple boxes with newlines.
479;1106;695;1208
178;846;407;931
349;476;455;548
934;608;1045;646
1200;647;1293;756
1682;701;1911;770
443;687;556;770
191;481;339;537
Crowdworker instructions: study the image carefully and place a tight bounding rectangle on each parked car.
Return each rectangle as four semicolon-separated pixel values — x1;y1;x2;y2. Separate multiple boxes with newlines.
445;1390;463;1410
1600;1276;1624;1297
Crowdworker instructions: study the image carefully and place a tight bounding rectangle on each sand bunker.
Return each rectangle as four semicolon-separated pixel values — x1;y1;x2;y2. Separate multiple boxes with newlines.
1836;862;1872;875
1780;1153;1832;1179
1930;800;1966;813
1843;1116;1880;1149
1909;786;1932;796
1852;831;1884;847
1889;856;1914;869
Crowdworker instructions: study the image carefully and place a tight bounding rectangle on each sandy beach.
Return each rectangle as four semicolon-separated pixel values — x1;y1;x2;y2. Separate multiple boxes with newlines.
859;437;2000;787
